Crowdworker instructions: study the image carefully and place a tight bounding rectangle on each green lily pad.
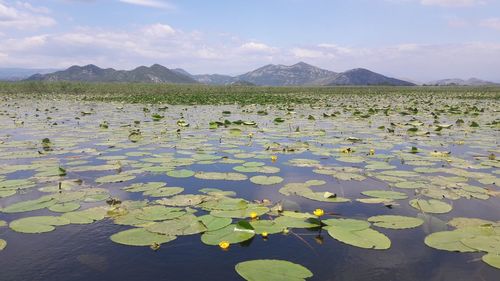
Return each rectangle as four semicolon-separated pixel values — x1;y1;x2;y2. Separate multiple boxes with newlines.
482;253;500;269
211;206;269;219
62;207;108;224
48;202;81;213
2;196;56;213
250;176;284;185
368;215;424;229
424;230;478;252
110;228;176;246
361;190;408;200
135;206;185;221
0;239;6;251
199;215;232;231
235;259;313;281
194;172;248;181
250;220;284;234
166;169;195;178
146;214;207;236
326;226;391;250
10;216;70;233
201;224;255;245
95;174;135;183
409;199;452;214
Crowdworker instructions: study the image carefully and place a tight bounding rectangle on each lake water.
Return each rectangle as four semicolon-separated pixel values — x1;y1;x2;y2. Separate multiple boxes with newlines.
0;97;499;281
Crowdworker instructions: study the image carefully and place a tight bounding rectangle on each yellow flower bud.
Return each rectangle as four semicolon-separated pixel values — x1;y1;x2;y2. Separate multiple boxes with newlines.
271;155;278;162
313;208;325;217
250;212;258;219
219;241;230;250
369;149;375;155
261;232;268;238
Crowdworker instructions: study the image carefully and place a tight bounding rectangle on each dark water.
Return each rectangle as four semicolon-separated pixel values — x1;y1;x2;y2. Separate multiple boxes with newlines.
0;99;499;281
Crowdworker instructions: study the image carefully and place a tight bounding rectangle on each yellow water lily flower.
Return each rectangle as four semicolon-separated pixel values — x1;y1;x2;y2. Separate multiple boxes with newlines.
219;241;230;250
250;211;258;219
261;232;268;238
313;208;325;217
271;155;278;162
369;149;375;155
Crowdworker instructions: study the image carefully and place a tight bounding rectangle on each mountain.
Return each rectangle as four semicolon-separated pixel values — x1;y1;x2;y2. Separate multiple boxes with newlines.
27;64;197;84
172;68;239;85
0;68;58;81
237;62;336;86
320;68;415;86
427;78;497;86
21;62;416;86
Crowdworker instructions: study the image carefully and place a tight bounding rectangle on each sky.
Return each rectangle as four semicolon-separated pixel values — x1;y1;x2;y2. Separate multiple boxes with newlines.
0;0;500;82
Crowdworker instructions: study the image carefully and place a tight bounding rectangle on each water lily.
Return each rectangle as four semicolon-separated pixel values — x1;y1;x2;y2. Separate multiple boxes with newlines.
261;232;268;238
369;149;375;155
271;155;278;162
313;208;324;217
250;211;258;219
219;241;230;250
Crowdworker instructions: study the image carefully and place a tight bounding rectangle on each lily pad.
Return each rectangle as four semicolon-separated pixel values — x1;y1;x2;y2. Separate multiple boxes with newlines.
482;253;500;269
250;175;284;185
409;199;452;214
166;169;195;178
235;259;313;281
10;216;70;233
110;228;176;246
201;224;255;245
368;215;424;229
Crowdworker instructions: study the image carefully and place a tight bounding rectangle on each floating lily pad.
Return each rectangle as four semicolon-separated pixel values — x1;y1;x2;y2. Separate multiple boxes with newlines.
166;169;195;178
250;176;284;185
10;216;70;233
199;215;232;231
235;260;313;281
361;190;408;200
0;239;6;251
95;174;135;184
48;202;81;213
194;172;248;181
110;228;176;246
482;253;500;269
409;199;452;214
368;215;424;229
201;224;255;245
326;226;391;250
146;214;207;236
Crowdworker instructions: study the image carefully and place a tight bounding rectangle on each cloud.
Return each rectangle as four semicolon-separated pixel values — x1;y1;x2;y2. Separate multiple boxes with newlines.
480;18;500;31
0;23;499;81
239;42;277;53
0;1;55;29
118;0;174;9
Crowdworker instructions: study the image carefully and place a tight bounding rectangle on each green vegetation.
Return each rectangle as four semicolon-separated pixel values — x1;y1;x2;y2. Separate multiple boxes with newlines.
0;82;499;105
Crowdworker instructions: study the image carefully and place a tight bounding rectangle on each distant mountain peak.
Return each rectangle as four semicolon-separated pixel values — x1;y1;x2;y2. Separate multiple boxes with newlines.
26;64;197;84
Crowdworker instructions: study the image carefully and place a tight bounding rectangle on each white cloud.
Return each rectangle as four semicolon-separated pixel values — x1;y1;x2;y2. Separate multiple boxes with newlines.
480;18;500;31
239;42;277;53
118;0;174;9
0;23;499;81
142;23;176;37
0;1;55;29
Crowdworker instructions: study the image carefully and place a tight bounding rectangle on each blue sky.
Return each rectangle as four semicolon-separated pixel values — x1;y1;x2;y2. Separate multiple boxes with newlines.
1;0;500;81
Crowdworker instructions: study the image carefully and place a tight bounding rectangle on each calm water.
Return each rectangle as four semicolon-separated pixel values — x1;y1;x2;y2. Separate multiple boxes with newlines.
0;98;499;281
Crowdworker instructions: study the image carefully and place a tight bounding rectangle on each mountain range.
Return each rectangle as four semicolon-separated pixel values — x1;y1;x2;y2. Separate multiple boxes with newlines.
2;62;494;86
425;78;498;86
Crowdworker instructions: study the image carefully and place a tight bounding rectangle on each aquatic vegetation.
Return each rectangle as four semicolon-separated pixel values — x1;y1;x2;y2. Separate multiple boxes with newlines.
0;88;499;279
